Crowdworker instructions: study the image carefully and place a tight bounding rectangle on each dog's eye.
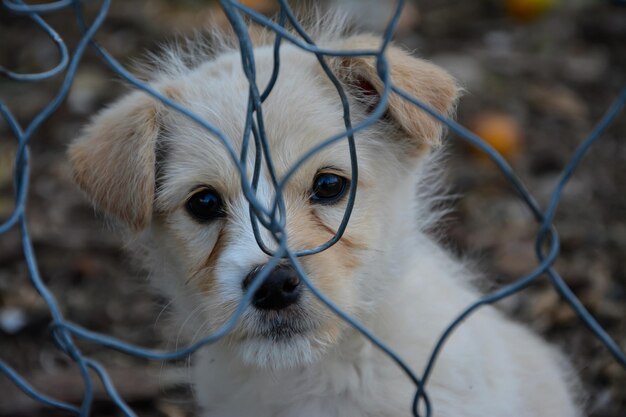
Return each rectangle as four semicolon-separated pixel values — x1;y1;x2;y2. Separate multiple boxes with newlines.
311;173;348;204
186;188;225;222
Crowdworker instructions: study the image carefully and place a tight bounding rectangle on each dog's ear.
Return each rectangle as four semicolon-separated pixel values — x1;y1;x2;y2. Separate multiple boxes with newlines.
68;91;161;231
329;35;460;153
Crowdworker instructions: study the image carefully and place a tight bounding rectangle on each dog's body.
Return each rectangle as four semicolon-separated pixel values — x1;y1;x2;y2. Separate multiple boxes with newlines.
191;238;578;417
69;16;581;417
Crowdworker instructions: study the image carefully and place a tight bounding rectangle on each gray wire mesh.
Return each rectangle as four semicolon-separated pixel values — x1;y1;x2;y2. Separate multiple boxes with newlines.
1;1;625;416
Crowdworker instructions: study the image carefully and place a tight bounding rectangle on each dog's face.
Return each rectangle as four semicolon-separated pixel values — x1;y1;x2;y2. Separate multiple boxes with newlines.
69;34;458;368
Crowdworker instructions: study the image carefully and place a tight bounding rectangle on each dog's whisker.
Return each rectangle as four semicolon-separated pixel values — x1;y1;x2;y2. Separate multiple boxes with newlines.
154;295;178;329
172;302;208;351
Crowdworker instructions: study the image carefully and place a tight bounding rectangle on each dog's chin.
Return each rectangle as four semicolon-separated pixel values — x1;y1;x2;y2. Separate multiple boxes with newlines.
236;312;335;369
238;333;325;369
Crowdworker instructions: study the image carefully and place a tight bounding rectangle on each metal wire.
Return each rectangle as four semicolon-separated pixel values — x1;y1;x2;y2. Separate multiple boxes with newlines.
1;1;625;416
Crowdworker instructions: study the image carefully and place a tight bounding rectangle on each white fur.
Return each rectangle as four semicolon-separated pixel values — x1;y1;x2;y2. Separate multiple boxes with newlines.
70;18;582;417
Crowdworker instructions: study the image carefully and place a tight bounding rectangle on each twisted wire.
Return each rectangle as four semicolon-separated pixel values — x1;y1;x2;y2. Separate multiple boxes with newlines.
1;1;625;416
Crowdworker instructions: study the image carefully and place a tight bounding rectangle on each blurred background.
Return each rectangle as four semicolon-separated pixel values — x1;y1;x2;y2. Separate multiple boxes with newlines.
1;0;625;416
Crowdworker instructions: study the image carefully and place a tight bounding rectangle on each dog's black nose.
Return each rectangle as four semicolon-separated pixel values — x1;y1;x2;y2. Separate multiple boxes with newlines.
243;264;301;310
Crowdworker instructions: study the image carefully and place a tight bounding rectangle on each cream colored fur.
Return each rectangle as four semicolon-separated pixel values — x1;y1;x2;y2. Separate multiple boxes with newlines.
68;19;582;417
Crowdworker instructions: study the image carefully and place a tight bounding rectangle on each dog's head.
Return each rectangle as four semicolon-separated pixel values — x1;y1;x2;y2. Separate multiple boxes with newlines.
69;33;458;368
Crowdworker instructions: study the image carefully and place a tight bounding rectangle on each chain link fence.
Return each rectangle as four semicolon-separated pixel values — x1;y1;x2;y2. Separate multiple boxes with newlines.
1;0;625;416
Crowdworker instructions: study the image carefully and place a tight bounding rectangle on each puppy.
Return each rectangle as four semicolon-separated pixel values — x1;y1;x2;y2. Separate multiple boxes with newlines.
68;15;581;417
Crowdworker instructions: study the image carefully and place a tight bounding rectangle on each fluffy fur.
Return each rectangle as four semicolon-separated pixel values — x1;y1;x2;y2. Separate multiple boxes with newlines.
69;15;581;417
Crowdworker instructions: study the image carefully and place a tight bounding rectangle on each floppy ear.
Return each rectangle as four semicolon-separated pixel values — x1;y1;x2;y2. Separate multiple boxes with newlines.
68;91;161;231
329;35;460;152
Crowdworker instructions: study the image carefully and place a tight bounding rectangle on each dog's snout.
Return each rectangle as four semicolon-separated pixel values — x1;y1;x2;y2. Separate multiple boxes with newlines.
243;265;301;310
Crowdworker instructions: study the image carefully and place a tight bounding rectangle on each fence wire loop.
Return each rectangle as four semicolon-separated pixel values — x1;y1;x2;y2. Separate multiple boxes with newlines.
1;1;625;416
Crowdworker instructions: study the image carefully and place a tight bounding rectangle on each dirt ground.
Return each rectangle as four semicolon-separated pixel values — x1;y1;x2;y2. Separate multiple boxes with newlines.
1;1;625;416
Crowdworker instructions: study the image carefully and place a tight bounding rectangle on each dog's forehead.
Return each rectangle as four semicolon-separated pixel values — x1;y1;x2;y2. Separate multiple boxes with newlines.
160;45;362;194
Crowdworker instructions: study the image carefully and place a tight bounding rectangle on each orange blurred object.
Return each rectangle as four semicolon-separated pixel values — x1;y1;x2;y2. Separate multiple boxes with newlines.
469;112;524;161
240;0;278;14
505;0;556;22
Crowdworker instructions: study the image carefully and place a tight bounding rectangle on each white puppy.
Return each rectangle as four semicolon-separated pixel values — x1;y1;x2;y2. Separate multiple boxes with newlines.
69;16;581;417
